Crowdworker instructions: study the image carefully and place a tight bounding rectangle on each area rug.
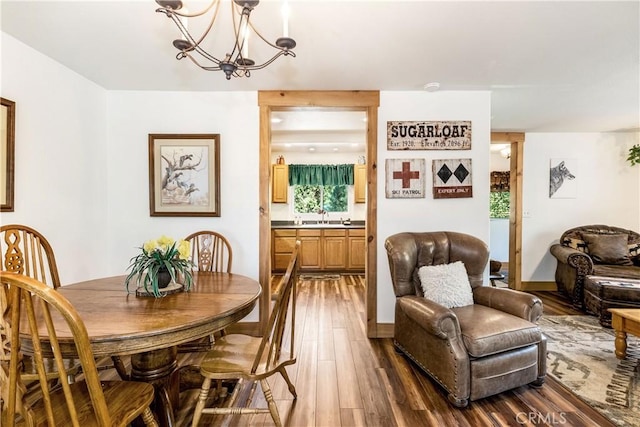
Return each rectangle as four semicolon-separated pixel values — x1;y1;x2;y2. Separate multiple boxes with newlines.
299;273;341;281
538;315;640;427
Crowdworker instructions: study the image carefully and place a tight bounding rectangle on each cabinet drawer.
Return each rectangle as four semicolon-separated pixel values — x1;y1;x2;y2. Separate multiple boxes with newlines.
274;237;297;253
323;229;346;237
348;228;365;237
298;229;321;237
273;229;296;237
274;254;293;271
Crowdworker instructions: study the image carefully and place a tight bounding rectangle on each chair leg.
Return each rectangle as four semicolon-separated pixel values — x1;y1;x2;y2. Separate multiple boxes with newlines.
260;379;282;427
192;377;212;427
141;407;159;427
279;367;297;398
111;356;129;380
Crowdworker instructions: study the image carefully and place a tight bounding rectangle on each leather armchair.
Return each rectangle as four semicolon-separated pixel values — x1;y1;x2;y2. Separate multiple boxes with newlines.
385;231;546;407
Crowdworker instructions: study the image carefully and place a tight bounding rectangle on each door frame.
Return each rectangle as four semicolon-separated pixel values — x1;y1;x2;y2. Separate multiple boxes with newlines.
258;91;380;336
491;132;525;290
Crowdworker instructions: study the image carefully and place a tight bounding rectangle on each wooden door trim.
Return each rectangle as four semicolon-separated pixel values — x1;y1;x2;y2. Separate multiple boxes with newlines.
258;91;380;337
491;132;525;290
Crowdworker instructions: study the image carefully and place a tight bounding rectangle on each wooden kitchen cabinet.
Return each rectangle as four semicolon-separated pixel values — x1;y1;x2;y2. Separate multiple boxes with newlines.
323;229;347;270
354;164;366;203
272;164;289;203
272;227;365;272
272;229;297;271
347;228;366;270
298;229;322;270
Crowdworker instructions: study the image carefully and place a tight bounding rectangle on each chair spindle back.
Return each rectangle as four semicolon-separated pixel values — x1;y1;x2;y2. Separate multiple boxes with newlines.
0;225;61;289
251;241;300;374
184;231;233;273
1;273;112;425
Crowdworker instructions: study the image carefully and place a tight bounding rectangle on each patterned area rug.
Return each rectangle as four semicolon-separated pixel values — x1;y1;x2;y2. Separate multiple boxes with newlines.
538;315;640;427
299;274;341;281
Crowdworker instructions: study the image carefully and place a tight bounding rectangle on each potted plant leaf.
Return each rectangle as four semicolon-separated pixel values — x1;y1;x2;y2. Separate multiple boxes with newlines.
125;235;194;297
628;144;640;166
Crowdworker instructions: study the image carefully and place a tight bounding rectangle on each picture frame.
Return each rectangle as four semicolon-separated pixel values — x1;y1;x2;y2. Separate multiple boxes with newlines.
148;133;220;217
1;97;15;212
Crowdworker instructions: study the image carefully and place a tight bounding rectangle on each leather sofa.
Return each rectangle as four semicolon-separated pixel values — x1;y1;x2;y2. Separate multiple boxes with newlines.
549;225;640;308
385;231;546;407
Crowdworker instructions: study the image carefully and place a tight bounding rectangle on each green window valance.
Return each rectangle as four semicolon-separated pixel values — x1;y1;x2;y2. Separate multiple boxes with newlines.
288;164;354;186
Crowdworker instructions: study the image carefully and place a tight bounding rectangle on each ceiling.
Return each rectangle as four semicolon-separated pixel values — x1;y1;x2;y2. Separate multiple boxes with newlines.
1;0;639;135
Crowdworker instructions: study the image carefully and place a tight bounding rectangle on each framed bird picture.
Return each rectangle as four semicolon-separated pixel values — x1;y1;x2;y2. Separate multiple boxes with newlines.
148;134;220;216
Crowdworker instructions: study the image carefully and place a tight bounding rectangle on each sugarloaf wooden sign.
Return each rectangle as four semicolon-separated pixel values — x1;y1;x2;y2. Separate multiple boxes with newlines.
387;121;471;150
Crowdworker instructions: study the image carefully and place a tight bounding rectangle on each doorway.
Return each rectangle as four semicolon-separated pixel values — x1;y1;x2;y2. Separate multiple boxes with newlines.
490;132;525;290
258;91;380;337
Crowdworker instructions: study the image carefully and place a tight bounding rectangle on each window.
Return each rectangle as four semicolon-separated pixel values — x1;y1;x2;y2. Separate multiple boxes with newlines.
490;192;510;219
294;185;348;214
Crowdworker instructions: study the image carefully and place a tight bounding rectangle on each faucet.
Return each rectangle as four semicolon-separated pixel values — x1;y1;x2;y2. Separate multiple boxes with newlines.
318;209;327;224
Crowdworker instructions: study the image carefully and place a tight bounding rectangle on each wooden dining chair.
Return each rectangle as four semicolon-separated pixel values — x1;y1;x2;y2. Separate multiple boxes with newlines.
178;230;234;354
184;230;233;273
0;224;61;289
191;241;300;427
0;272;159;426
0;224;90;386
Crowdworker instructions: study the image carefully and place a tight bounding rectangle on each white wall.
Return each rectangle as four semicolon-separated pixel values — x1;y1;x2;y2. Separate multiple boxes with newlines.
9;29;639;326
522;132;640;282
377;91;492;323
106;91;259;280
0;33;110;283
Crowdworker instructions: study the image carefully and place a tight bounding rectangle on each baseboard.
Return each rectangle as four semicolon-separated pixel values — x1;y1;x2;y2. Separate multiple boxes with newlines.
226;321;261;336
521;281;558;291
376;323;394;338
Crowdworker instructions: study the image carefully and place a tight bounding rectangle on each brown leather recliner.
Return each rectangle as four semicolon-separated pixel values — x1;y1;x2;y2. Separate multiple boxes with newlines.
385;231;546;407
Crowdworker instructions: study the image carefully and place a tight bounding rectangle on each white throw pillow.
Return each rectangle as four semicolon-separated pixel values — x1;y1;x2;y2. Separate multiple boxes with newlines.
418;261;474;308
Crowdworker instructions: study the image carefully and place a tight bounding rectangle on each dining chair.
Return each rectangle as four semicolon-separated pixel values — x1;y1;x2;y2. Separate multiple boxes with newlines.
178;230;234;354
0;224;89;387
0;224;61;288
0;272;158;426
184;230;233;273
191;241;300;427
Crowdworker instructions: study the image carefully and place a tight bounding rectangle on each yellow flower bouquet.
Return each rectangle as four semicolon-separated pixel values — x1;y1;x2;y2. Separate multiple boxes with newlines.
125;235;194;297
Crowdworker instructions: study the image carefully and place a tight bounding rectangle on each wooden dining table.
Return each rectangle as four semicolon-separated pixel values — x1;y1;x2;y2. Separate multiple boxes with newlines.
19;272;262;427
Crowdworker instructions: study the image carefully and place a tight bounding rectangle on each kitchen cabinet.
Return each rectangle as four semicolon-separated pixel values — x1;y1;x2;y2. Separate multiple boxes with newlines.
272;164;289;203
298;229;322;270
323;229;347;269
354;164;366;203
271;227;364;272
347;228;366;270
272;229;297;271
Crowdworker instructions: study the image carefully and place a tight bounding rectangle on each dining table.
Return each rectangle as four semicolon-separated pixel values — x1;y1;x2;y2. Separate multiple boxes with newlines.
19;271;262;427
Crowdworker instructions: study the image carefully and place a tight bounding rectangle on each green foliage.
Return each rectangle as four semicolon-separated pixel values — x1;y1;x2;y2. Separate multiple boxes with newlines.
322;185;348;212
124;236;194;297
490;192;510;219
294;185;322;213
294;185;348;213
627;144;640;166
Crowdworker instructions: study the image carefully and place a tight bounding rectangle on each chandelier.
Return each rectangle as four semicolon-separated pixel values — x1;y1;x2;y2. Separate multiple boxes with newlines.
155;0;296;80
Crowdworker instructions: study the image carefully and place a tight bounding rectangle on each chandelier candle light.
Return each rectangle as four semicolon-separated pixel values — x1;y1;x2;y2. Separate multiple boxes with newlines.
155;0;297;80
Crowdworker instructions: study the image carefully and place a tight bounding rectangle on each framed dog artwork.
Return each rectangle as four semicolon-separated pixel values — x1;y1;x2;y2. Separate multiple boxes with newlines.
549;158;577;198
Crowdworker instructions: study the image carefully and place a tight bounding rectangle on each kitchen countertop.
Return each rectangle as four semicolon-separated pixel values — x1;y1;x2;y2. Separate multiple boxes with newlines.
272;220;365;229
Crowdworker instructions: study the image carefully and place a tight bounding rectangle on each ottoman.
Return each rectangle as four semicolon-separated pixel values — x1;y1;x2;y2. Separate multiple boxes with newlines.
584;275;640;327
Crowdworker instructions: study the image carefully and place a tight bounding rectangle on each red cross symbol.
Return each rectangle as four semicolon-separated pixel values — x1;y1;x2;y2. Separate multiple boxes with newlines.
393;162;420;188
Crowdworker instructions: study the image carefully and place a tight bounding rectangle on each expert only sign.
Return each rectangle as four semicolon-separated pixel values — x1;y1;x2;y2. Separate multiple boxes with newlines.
387;121;472;150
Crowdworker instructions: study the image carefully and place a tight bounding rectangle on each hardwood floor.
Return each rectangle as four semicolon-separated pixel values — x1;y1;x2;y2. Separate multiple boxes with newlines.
130;276;614;426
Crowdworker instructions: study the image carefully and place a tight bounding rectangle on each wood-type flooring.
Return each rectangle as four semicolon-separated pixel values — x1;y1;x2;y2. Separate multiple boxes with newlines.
111;276;614;427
